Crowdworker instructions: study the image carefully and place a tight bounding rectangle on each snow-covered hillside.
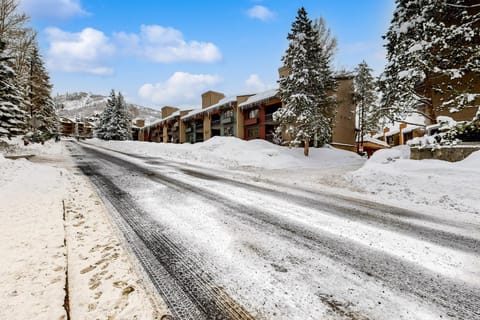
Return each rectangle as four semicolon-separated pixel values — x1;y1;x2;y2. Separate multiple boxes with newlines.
54;92;161;123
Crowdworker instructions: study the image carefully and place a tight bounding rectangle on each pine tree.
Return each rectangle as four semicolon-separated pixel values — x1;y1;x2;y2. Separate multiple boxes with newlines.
274;7;336;156
0;39;24;137
0;0;37;115
381;0;480;124
109;92;131;140
96;90;116;139
28;46;58;141
354;61;380;152
96;90;131;141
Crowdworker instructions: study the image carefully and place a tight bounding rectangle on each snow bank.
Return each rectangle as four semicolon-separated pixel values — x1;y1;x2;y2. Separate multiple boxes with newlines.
457;149;480;169
347;148;480;215
0;136;65;156
367;145;410;164
0;154;68;320
88;136;364;170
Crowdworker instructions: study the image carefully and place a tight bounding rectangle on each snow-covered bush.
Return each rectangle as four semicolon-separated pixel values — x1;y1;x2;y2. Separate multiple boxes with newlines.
407;116;473;148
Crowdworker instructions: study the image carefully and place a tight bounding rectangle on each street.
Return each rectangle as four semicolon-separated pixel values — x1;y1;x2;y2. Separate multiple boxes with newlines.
68;141;480;320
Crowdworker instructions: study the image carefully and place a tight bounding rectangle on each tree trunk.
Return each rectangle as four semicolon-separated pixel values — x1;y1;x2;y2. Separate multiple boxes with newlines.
304;137;309;157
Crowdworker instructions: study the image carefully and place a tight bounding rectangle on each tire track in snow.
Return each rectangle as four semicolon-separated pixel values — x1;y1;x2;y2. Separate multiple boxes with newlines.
76;162;255;320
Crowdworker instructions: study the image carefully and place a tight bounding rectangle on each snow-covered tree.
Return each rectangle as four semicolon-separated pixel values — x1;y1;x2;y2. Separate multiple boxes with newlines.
28;46;58;140
96;90;131;141
0;0;36;109
354;60;380;151
381;0;480;124
274;7;336;156
0;0;57;140
96;90;115;139
109;92;131;140
0;39;24;137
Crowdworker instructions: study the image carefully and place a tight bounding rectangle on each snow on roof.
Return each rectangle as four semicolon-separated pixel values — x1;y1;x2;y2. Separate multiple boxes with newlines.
182;96;236;121
373;124;423;139
385;128;400;137
60;117;76;123
179;108;202;121
426;123;440;131
238;88;279;110
144;110;181;129
402;125;422;134
361;136;390;148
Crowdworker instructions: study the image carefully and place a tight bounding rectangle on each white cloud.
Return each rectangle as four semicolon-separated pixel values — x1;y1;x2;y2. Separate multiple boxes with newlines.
114;25;222;63
20;0;89;20
138;72;222;106
245;74;273;92
247;5;274;21
45;27;115;75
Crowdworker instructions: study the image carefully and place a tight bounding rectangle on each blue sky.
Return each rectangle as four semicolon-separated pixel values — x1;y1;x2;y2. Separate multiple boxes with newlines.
21;0;395;109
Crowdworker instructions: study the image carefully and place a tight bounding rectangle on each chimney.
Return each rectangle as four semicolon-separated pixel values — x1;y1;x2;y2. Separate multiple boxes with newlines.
161;106;179;119
201;91;225;109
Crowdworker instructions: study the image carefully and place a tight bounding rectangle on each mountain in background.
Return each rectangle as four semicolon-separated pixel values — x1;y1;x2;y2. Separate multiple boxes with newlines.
54;92;161;124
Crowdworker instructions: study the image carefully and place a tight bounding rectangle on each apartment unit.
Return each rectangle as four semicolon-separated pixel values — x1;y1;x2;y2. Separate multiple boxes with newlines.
371;123;424;148
182;92;236;142
59;117;95;138
60;117;75;136
139;106;179;142
238;89;281;142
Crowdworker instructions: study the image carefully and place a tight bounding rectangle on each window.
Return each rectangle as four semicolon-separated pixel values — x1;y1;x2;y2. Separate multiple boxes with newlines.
247;127;259;138
248;109;259;119
223;109;234;118
403;131;413;143
224;126;233;136
387;136;394;145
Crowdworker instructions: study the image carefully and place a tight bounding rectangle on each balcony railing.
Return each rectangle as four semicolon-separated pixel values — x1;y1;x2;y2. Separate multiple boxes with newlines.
221;117;233;124
211;119;221;127
265;113;274;122
244;118;258;126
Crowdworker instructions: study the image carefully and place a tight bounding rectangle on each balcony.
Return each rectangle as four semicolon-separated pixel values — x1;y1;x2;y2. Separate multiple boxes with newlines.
211;119;221;127
221;117;233;124
265;113;274;121
244;118;258;126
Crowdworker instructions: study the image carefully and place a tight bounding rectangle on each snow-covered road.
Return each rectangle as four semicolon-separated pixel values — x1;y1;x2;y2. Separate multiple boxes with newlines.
68;140;480;320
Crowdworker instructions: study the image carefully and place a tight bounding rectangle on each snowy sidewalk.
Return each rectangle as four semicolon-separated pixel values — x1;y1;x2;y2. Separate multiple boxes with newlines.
0;140;168;319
